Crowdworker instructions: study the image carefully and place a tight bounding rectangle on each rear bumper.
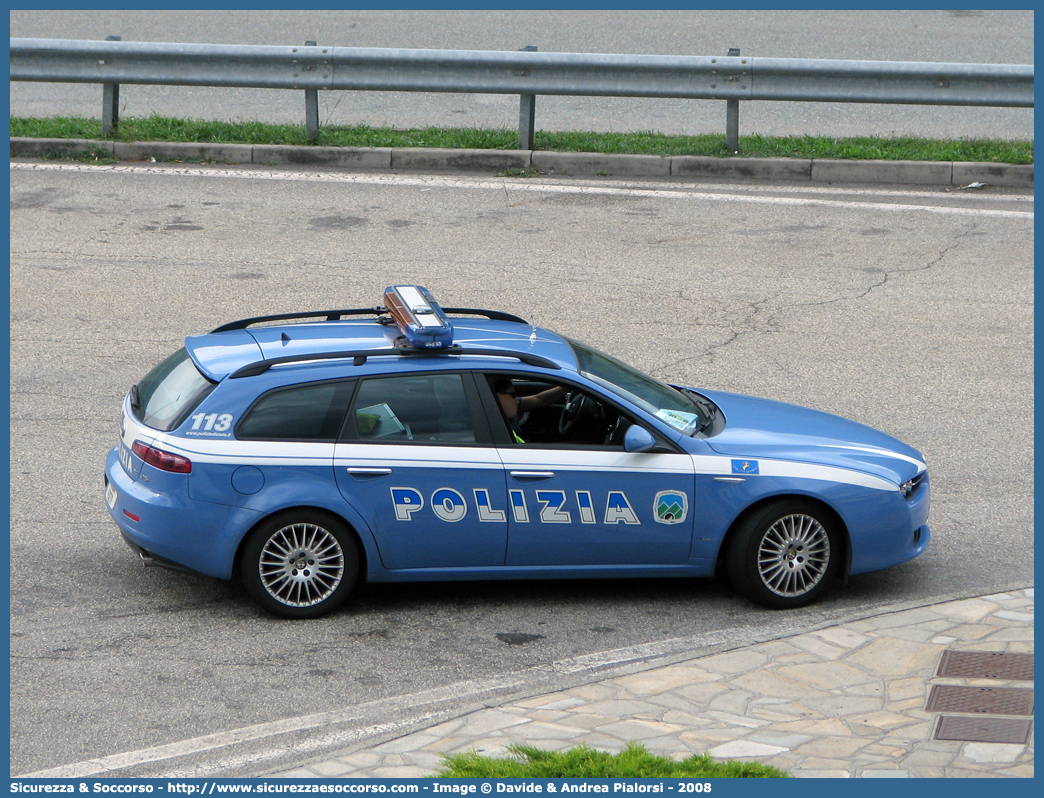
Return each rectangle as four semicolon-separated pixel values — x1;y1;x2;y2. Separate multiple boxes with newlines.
105;446;252;580
117;529;198;574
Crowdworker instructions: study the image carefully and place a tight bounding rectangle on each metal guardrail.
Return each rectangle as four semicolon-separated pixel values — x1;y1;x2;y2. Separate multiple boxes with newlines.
10;37;1035;150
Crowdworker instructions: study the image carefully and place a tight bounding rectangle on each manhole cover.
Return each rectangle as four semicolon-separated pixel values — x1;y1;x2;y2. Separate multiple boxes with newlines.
937;651;1035;681
926;685;1034;715
935;716;1033;744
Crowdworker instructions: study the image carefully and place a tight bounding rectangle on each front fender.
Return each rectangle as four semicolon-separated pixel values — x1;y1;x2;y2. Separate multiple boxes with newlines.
693;474;868;561
693;472;924;577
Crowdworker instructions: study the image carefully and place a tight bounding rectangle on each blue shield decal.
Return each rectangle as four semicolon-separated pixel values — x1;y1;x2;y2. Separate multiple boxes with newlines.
732;459;759;475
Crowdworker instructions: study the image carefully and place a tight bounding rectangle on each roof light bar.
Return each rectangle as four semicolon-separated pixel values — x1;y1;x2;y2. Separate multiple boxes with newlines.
383;285;453;349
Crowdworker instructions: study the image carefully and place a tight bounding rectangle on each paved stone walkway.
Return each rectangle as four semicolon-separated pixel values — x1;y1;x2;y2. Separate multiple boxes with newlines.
275;589;1033;779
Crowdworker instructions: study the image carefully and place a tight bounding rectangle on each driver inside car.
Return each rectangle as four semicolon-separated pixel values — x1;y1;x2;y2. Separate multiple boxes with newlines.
493;377;567;443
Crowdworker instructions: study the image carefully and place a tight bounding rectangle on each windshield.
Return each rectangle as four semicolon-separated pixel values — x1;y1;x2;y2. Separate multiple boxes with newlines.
132;347;216;431
566;337;710;435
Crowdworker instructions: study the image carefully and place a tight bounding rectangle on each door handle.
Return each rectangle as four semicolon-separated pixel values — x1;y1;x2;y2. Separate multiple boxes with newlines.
509;470;556;479
347;467;393;477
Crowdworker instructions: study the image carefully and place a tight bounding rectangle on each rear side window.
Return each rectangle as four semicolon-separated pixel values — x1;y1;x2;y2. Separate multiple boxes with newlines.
345;374;476;443
238;381;352;442
132;347;215;432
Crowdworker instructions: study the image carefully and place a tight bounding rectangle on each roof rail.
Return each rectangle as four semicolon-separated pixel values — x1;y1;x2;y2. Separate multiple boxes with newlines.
442;308;529;324
228;346;562;378
211;307;380;333
211;306;528;333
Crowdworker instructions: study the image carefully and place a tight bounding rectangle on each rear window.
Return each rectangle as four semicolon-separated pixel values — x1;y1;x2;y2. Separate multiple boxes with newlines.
132;347;215;431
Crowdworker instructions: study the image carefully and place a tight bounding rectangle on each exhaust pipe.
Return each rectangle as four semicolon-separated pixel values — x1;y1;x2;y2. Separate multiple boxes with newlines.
139;551;156;568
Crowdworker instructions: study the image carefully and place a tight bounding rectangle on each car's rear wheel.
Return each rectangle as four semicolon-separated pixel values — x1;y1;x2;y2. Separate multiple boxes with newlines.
241;511;359;619
727;500;839;609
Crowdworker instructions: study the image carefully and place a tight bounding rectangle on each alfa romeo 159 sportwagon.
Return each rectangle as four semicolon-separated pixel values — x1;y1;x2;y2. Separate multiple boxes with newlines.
105;285;930;618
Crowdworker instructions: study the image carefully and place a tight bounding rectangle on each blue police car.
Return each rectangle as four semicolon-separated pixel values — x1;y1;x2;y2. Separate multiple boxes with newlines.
104;285;930;619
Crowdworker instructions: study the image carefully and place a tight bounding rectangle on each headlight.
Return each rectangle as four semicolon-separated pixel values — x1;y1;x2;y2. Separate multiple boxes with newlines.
900;472;926;498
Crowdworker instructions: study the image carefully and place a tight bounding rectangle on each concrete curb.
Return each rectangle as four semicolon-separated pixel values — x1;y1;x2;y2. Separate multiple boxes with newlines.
9;137;1035;188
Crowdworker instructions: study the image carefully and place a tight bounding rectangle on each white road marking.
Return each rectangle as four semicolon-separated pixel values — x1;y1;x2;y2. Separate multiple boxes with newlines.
11;161;1033;219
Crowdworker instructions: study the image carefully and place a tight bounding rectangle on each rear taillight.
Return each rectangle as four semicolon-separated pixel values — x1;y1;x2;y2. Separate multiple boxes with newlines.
132;441;192;474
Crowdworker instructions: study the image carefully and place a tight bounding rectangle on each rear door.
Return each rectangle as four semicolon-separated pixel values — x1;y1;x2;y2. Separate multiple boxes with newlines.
333;371;510;569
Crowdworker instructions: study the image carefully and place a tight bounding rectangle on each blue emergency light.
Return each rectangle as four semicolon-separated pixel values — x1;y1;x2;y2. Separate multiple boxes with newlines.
383;285;454;349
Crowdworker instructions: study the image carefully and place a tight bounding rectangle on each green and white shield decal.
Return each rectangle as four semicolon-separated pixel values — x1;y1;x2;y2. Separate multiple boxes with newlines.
653;490;688;525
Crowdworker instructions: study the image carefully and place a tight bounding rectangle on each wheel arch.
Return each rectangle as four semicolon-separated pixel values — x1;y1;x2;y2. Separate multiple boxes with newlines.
233;505;370;581
716;493;852;581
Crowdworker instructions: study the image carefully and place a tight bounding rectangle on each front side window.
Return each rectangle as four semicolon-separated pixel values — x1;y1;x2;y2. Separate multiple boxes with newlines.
132;347;215;431
486;374;633;448
237;381;351;441
345;373;476;443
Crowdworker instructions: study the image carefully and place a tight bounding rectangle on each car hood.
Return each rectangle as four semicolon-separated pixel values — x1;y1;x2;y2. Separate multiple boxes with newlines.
694;388;926;486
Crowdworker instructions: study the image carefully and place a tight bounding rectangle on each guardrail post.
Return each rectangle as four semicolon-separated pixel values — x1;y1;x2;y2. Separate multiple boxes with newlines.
518;45;537;150
304;40;320;141
101;35;121;135
726;47;740;153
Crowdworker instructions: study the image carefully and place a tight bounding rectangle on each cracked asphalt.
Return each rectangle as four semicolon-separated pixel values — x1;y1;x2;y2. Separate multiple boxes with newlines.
8;162;1033;776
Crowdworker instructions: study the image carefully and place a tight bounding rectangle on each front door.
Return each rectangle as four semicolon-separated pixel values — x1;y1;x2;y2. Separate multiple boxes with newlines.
499;447;695;566
481;374;695;566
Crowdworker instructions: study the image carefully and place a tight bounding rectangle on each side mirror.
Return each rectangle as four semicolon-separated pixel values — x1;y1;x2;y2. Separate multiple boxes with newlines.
623;425;656;453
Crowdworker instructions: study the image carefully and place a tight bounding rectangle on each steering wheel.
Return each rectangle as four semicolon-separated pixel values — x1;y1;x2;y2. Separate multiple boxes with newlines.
558;391;589;434
604;415;626;446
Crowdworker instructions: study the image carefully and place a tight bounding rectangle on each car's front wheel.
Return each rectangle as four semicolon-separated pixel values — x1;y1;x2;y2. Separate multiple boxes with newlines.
241;511;359;619
727;500;839;609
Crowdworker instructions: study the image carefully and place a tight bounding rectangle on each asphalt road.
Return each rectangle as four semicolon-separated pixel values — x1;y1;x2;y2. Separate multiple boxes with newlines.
8;161;1034;777
9;9;1035;140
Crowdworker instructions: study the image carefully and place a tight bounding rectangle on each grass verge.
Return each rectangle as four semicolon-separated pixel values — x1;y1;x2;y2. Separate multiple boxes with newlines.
9;115;1034;164
434;743;790;779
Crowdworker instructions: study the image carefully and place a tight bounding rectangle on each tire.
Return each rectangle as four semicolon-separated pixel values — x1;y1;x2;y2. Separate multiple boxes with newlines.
726;500;839;609
241;511;359;619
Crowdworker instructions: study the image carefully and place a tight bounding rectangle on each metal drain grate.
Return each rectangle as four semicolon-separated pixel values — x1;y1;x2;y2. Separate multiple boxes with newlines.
937;651;1035;681
935;716;1033;744
925;685;1034;715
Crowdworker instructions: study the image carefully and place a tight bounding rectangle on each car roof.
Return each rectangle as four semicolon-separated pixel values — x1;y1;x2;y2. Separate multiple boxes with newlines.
185;313;581;382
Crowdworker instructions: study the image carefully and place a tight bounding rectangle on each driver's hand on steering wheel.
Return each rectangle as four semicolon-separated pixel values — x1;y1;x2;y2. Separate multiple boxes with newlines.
520;384;567;412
